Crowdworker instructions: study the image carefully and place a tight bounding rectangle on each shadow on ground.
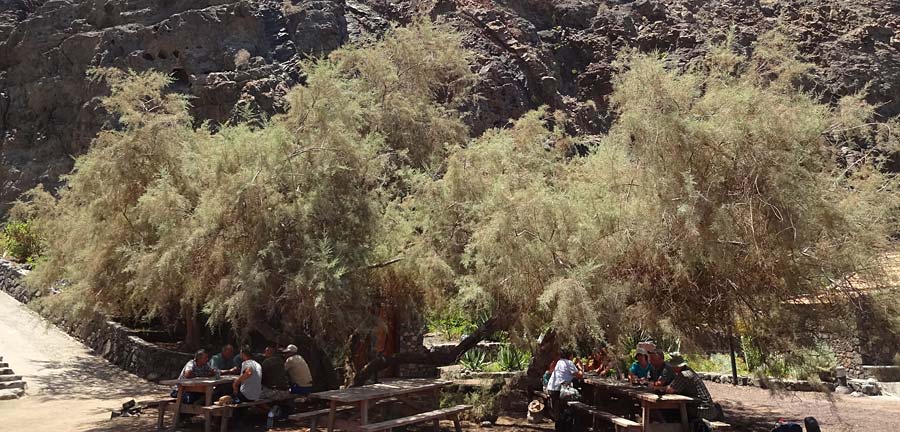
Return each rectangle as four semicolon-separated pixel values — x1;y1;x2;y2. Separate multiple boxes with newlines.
27;356;165;402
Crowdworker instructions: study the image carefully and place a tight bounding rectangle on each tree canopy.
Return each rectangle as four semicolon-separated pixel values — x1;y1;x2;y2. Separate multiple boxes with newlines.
12;22;899;372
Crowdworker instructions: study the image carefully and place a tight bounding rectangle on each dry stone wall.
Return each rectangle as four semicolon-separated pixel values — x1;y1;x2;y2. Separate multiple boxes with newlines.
0;258;191;382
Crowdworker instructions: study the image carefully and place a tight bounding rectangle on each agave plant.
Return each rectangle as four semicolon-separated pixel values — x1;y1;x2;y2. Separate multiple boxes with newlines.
496;345;531;371
460;349;489;372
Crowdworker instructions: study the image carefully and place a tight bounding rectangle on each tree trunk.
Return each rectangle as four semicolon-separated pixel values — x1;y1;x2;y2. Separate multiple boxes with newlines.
522;329;558;391
350;315;506;386
183;304;202;350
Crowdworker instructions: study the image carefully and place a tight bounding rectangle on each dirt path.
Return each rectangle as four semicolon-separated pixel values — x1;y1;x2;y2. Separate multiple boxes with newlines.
708;381;900;431
0;291;166;431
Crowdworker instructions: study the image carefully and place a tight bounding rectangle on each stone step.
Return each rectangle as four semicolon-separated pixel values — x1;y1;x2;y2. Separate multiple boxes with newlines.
0;381;25;390
0;388;24;400
0;363;8;368
0;375;22;382
0;368;13;375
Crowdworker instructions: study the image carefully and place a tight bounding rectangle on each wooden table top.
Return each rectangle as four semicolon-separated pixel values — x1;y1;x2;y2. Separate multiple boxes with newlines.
311;378;451;403
159;376;237;386
583;377;694;403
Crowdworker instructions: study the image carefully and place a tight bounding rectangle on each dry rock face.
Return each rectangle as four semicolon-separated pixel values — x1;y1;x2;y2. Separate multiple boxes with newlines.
1;0;899;214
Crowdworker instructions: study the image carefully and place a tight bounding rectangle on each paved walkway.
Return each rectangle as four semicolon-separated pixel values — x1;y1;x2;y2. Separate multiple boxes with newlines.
0;290;165;431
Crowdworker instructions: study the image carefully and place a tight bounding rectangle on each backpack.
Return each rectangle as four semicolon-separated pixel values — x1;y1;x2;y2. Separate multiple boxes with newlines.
804;417;821;432
771;420;803;432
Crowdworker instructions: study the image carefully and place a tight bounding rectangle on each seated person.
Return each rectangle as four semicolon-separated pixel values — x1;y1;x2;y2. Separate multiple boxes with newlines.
211;344;242;375
543;353;561;392
648;348;676;390
628;347;652;383
283;344;314;395
261;344;291;399
664;353;723;421
232;346;263;403
170;349;215;403
586;346;612;375
261;345;289;389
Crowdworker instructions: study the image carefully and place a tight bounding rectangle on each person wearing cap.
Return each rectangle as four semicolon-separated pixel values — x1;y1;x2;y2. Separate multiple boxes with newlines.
283;344;314;395
648;348;676;389
664;353;723;421
628;347;652;383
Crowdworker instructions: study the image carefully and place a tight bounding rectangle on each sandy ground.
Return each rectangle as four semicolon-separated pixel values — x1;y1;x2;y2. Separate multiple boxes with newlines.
2;288;900;431
0;291;167;432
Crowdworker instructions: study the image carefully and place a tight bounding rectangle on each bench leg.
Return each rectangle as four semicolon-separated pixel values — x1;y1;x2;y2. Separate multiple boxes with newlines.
220;415;229;432
327;401;337;432
157;402;168;431
433;418;440;432
453;415;462;432
310;417;318;431
173;387;184;430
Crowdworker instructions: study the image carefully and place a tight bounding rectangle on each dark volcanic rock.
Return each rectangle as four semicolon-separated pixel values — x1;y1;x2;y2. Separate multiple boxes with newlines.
1;0;900;215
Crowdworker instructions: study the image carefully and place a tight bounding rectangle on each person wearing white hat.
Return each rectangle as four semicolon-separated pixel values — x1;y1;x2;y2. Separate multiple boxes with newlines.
628;347;652;384
282;344;314;395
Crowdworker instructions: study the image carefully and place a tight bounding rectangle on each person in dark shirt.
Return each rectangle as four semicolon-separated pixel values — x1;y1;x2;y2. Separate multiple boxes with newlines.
648;348;676;389
665;353;723;421
261;345;289;390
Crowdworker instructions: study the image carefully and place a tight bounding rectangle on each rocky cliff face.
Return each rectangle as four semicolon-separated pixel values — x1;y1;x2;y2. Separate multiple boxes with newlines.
2;0;899;214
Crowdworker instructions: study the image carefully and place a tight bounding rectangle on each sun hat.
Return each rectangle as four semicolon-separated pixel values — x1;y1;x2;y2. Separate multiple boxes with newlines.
668;352;688;368
636;347;649;356
281;344;298;354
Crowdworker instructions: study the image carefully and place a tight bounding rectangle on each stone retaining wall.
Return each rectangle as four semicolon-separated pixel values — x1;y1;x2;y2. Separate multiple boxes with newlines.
695;371;885;395
0;259;191;382
0;260;35;304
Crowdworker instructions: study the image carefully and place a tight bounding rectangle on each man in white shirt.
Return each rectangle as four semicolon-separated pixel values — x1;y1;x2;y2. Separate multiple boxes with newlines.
232;346;263;403
547;350;583;432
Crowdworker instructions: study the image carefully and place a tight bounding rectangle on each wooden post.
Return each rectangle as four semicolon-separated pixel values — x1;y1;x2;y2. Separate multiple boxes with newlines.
327;400;337;432
728;326;738;386
173;386;185;430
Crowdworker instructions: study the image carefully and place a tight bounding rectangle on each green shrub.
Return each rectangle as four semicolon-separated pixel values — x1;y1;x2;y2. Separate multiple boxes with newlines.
496;345;531;371
685;353;750;375
426;307;480;340
441;388;499;422
2;220;41;263
460;348;489;372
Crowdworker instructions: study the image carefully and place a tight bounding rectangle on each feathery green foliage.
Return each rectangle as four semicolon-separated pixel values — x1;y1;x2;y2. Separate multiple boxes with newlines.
406;32;899;351
13;23;899;365
1;220;41;262
16;21;475;347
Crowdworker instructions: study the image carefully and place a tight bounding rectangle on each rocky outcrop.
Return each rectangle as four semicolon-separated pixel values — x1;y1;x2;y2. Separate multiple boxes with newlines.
2;0;900;215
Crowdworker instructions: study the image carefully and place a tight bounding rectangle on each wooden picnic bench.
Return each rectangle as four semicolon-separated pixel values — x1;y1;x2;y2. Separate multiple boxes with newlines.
569;401;641;432
155;376;304;432
584;377;695;432
310;378;452;432
358;404;472;432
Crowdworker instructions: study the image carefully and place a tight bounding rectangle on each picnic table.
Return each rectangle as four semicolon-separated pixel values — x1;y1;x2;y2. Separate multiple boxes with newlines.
159;376;236;432
310;378;454;432
582;376;695;432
